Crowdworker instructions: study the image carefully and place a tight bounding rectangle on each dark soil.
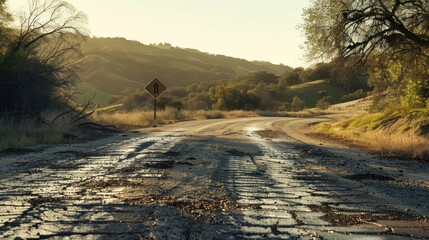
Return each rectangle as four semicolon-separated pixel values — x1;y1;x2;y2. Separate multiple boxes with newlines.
344;173;394;181
309;204;428;226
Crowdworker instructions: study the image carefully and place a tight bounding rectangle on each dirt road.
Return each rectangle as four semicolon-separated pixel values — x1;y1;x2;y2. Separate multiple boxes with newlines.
1;117;428;239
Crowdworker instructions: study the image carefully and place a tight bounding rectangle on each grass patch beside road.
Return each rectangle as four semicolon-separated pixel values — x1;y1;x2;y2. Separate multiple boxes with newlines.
0;122;70;151
313;109;429;159
92;108;257;128
92;108;327;129
0;108;326;151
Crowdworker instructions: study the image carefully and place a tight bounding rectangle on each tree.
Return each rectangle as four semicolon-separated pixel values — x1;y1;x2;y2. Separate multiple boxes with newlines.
211;83;260;110
330;56;368;90
291;96;306;112
402;79;429;108
246;71;278;85
303;0;429;61
185;92;212;110
248;83;275;110
158;97;184;110
278;102;291;111
0;0;12;52
316;96;332;110
278;67;304;87
121;92;151;111
303;0;429;108
0;0;87;120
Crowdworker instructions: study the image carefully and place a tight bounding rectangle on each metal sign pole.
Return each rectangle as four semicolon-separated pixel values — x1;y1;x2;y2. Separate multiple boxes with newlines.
145;78;166;125
154;98;157;120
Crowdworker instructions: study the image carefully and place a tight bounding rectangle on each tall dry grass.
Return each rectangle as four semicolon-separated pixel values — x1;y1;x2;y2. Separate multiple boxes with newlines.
257;109;326;118
313;121;429;160
93;108;186;128
368;132;429;159
93;108;328;129
0;121;70;151
92;108;261;128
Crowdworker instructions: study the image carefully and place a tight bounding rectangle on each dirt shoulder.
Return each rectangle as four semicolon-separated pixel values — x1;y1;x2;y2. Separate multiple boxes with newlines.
271;114;357;149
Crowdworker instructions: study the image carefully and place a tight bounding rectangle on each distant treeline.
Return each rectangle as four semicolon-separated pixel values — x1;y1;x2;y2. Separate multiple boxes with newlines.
115;61;370;112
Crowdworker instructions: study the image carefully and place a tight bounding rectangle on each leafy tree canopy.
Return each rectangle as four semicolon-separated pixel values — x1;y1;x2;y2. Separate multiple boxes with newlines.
302;0;429;109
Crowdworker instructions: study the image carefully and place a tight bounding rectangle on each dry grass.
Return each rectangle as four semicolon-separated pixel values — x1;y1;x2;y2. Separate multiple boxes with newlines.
258;109;327;118
368;132;429;159
92;108;327;129
0;121;70;151
93;108;186;128
92;108;260;128
313;113;429;160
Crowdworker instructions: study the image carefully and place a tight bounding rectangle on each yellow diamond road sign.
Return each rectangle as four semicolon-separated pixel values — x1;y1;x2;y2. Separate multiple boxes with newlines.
145;78;166;99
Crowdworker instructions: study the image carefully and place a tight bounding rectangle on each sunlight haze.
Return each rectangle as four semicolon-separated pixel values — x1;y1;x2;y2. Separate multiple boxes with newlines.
7;0;311;68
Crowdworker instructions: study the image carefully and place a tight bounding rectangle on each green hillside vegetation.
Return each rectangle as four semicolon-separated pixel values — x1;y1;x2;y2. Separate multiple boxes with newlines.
78;38;371;109
284;80;347;107
111;67;360;113
76;83;115;107
78;37;292;98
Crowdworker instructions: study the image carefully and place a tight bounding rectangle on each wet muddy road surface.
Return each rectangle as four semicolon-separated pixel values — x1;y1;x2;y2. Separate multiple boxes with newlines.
1;117;429;239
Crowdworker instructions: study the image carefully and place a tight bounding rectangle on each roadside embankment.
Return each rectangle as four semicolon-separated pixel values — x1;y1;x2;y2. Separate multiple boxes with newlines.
312;109;429;159
92;107;328;129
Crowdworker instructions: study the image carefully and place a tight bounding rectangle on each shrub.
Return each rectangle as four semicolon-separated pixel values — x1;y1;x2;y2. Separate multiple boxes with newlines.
341;89;367;102
316;96;332;110
278;102;291;111
402;79;429;108
0;0;87;121
291;96;306;112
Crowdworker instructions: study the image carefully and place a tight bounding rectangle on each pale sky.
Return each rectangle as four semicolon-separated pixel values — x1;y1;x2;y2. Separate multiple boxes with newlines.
7;0;311;68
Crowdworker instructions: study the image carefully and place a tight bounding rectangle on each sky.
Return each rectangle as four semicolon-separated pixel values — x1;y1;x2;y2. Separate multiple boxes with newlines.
7;0;312;68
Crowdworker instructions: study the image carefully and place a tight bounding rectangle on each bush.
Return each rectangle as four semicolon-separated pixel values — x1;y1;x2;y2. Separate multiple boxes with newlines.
316;96;332;110
0;0;87;121
341;89;367;102
278;102;291;111
291;96;306;111
402;79;429;108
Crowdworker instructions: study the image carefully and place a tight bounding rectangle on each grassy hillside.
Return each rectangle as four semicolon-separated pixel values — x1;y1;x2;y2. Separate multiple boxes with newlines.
283;80;348;108
76;83;115;107
78;37;292;100
76;38;355;109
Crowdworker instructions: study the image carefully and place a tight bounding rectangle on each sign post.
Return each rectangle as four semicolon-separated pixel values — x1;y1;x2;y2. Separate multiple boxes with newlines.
154;98;157;120
145;78;166;122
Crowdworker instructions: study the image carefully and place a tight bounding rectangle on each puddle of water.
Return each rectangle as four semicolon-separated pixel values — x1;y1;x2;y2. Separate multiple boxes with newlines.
243;126;262;133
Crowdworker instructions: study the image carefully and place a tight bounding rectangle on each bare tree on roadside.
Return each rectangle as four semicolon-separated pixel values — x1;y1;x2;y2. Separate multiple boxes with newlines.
0;0;89;121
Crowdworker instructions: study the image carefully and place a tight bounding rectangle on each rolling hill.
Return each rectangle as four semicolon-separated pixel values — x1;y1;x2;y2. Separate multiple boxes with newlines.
284;80;348;107
77;37;292;104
